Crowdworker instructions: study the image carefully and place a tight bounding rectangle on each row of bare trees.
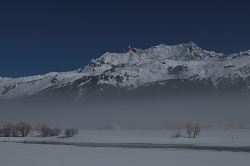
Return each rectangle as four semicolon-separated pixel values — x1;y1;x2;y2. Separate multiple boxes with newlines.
36;125;62;137
0;122;78;138
35;125;78;138
0;122;34;137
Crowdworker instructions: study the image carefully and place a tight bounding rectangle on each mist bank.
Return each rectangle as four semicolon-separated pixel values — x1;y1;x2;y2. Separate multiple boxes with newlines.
0;92;250;129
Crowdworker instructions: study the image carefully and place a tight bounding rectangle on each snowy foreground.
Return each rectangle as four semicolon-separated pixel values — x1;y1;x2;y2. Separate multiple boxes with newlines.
1;129;250;166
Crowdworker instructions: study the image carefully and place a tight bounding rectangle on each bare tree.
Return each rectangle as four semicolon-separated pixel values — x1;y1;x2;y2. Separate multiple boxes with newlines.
186;123;201;138
64;127;78;137
1;123;13;137
18;122;34;137
193;123;201;138
36;125;52;137
36;125;61;137
186;123;194;138
50;127;62;136
0;128;3;137
64;129;70;137
71;128;78;137
11;124;20;137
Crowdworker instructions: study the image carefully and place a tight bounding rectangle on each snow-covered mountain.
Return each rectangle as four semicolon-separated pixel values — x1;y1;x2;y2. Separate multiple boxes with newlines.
1;42;250;101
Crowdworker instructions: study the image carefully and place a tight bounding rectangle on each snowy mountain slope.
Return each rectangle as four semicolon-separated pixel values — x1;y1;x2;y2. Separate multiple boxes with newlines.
0;72;84;99
1;42;250;100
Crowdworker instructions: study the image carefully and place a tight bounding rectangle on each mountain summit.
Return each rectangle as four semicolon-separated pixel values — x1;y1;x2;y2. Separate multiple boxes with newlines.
1;42;250;101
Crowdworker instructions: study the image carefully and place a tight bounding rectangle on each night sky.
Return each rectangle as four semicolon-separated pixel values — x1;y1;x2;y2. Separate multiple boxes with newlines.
0;0;250;78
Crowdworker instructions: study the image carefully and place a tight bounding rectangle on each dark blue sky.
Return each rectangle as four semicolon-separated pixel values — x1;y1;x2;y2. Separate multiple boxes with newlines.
0;0;250;78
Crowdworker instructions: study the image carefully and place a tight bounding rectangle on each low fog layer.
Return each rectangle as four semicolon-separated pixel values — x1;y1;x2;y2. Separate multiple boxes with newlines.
0;93;250;129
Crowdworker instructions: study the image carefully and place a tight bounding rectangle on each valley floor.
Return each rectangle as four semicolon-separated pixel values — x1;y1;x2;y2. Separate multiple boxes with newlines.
1;129;250;166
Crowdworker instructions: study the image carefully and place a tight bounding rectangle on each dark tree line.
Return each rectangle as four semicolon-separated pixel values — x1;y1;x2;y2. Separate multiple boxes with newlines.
0;122;79;138
0;122;34;137
36;125;78;138
36;125;62;137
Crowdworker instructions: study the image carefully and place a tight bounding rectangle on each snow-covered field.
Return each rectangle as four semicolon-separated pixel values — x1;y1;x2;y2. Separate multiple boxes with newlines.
1;129;250;166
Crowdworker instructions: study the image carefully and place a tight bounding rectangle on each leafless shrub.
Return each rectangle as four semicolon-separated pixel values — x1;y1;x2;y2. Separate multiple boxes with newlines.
36;125;52;137
186;123;194;138
1;123;13;137
11;124;20;137
171;130;181;138
186;123;201;138
193;123;201;138
18;122;34;137
50;127;62;136
64;127;78;137
36;125;61;137
0;128;3;137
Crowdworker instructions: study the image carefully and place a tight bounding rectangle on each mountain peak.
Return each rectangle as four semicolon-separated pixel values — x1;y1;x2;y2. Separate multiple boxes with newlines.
2;42;250;100
79;42;224;73
183;41;202;51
